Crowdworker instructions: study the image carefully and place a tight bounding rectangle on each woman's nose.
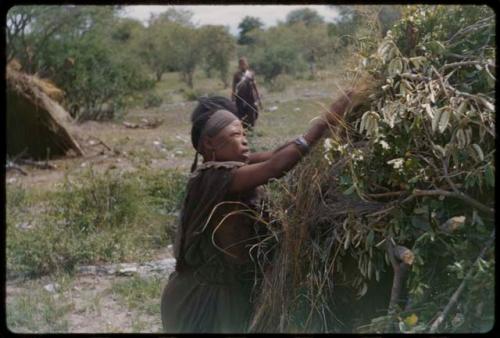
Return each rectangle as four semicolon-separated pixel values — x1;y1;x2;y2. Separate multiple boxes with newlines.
242;138;248;146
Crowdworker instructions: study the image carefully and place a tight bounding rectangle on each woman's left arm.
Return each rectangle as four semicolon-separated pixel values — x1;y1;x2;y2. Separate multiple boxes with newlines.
247;141;294;164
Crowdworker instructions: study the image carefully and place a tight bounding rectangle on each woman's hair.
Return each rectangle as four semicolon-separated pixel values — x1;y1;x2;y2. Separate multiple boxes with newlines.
190;96;238;150
189;96;238;172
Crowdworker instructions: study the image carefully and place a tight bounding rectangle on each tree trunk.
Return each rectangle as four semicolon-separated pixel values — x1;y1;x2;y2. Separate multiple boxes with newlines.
156;71;163;82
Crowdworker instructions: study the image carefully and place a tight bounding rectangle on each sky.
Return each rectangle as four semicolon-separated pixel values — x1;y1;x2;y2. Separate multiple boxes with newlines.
121;5;341;36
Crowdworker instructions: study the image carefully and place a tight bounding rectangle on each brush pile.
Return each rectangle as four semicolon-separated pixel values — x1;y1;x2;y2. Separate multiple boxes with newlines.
251;5;495;333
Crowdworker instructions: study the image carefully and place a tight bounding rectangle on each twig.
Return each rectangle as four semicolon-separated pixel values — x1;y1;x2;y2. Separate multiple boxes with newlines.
385;239;413;332
446;16;494;44
91;136;112;151
400;73;430;82
366;190;406;198
431;65;449;98
441;60;495;72
429;229;495;333
441;155;460;195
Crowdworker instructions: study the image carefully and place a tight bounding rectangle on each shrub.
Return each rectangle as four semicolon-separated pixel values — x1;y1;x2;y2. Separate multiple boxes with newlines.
268;74;291;92
143;92;163;108
6;167;188;277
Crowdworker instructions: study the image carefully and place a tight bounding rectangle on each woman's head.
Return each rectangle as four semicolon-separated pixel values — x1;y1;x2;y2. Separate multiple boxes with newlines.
190;97;248;169
200;114;249;163
238;57;249;71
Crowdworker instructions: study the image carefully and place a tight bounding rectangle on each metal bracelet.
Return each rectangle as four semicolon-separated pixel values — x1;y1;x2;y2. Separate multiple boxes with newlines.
294;135;310;155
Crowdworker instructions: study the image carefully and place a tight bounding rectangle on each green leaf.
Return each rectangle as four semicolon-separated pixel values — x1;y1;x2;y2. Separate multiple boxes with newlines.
484;163;495;187
343;184;356;195
366;230;374;246
388;57;403;77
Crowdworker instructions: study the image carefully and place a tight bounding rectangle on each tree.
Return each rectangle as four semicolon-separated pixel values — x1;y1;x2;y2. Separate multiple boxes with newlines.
288;22;332;79
136;19;176;82
7;5;152;121
248;25;307;84
286;8;324;26
199;25;236;88
169;25;202;88
110;17;144;43
150;8;194;27
237;16;263;45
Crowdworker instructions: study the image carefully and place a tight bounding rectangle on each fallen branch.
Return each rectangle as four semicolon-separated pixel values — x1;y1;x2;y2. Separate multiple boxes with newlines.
123;121;139;129
6;162;28;176
123;118;164;129
16;159;57;170
429;229;495;333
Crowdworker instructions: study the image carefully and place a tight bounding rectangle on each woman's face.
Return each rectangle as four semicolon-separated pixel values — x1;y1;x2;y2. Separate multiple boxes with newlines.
239;60;249;71
205;120;249;163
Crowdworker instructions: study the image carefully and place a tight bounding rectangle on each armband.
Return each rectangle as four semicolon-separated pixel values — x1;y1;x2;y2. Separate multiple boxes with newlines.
294;136;310;155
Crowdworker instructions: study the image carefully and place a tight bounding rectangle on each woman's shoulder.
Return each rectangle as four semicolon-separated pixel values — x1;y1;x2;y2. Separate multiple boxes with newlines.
190;161;246;178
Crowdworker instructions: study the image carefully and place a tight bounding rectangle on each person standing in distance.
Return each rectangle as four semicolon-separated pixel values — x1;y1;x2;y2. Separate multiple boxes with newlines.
231;57;262;130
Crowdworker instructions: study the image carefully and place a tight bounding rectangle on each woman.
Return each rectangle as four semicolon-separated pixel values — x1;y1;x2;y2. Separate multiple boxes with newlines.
231;57;261;129
161;93;353;333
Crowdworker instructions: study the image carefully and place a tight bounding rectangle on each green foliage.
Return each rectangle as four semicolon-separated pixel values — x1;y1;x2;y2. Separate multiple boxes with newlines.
182;87;204;102
286;8;324;26
169;25;203;88
253;4;495;333
199;25;236;88
268;73;291;92
151;8;194;27
6;167;187;277
248;25;308;83
137;16;179;83
143;92;163;108
7;5;153;121
333;4;495;333
237;16;264;45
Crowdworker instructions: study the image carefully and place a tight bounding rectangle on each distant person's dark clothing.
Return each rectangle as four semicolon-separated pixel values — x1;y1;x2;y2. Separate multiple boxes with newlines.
232;70;259;129
160;161;270;333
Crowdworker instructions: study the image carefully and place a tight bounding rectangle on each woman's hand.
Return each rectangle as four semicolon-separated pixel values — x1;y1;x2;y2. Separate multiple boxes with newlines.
324;89;354;125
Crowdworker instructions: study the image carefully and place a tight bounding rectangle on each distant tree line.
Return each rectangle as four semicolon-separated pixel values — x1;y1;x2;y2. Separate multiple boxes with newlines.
6;5;401;121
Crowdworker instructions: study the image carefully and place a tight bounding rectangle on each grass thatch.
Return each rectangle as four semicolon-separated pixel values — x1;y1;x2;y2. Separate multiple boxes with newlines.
7;64;83;159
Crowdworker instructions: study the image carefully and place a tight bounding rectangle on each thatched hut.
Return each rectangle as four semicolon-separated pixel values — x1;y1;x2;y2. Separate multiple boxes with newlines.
6;64;84;160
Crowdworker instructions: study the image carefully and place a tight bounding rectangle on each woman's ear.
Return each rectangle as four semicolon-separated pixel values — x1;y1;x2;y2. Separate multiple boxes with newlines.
201;137;215;154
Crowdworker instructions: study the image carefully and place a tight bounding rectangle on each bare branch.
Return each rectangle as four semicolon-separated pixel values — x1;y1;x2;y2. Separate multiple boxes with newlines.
429;229;495;333
412;189;494;215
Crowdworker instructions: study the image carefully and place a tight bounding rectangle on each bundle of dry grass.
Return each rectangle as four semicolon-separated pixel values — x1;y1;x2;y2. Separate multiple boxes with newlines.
251;5;495;334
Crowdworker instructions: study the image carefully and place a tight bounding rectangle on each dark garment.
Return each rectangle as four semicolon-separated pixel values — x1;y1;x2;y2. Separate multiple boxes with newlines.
232;70;259;128
161;161;269;333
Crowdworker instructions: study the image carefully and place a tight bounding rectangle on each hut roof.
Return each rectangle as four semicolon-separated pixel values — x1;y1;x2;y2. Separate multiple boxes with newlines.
6;65;84;159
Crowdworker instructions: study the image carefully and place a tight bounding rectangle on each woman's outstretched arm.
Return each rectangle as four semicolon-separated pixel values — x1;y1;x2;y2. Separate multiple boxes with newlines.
229;92;352;194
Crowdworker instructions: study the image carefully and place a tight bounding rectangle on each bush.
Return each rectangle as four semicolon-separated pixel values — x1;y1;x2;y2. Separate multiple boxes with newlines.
183;88;203;101
6;167;188;277
143;92;164;108
268;73;291;92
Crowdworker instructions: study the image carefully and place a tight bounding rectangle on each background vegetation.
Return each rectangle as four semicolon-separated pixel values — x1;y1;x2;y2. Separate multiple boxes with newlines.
7;5;393;120
5;4;495;334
